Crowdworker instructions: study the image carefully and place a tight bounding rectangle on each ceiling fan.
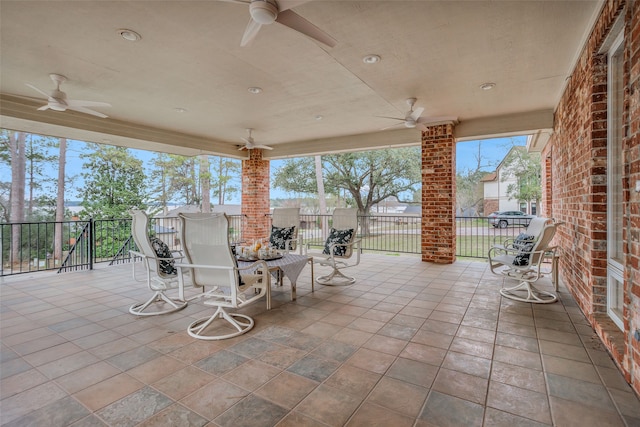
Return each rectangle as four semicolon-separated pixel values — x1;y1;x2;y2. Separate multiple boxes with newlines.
378;98;456;131
25;74;111;118
239;128;274;150
222;0;336;47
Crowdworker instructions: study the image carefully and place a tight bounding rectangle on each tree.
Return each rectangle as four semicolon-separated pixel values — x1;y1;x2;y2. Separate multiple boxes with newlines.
456;140;496;216
211;156;240;205
78;144;147;219
500;146;541;211
274;148;422;234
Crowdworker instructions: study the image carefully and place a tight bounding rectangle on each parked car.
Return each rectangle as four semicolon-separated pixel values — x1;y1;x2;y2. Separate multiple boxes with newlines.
488;211;535;228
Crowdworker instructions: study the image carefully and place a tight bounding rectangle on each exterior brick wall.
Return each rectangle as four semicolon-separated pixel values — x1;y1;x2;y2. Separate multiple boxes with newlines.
544;0;640;393
241;149;270;241
421;124;456;263
484;199;499;216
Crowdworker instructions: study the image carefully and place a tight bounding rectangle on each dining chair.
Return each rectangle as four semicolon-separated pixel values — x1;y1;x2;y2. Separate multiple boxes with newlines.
268;208;301;254
176;212;270;340
305;207;361;286
128;209;187;316
488;219;559;303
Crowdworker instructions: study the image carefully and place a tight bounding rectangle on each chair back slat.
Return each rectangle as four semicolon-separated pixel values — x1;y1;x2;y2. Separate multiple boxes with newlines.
179;213;236;287
130;209;160;275
331;208;358;258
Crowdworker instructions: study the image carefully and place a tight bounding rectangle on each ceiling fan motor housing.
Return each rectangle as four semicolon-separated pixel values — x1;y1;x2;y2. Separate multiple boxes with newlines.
250;0;278;24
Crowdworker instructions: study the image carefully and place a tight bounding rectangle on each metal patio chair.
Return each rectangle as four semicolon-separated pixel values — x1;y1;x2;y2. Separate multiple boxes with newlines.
128;209;187;316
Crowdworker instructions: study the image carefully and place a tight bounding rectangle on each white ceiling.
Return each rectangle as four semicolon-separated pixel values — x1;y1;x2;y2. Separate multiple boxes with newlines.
0;1;603;159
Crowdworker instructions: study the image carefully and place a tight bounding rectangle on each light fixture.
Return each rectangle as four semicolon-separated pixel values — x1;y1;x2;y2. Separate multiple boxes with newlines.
117;29;141;42
249;0;278;25
248;87;263;94
174;107;187;113
363;54;381;64
480;82;496;91
314;115;323;121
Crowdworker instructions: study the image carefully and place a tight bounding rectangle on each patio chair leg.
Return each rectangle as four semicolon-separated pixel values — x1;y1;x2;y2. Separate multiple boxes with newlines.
129;291;188;316
187;306;255;340
316;267;356;286
500;281;557;304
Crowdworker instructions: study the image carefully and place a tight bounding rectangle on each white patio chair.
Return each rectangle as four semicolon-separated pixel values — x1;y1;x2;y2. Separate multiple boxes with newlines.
268;208;301;254
305;208;361;286
128;209;187;316
176;213;270;340
488;220;559;303
493;216;551;251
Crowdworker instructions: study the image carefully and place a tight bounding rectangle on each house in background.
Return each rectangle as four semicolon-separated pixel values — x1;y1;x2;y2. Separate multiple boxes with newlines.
481;146;536;215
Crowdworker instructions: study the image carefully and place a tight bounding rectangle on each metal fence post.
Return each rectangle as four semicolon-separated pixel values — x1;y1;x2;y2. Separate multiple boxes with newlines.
89;218;94;270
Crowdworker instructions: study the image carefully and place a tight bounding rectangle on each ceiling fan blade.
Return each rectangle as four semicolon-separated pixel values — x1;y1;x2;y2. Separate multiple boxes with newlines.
25;83;50;98
416;123;428;131
67;105;108;118
240;18;263;46
380;123;404;131
238;145;248;151
254;144;273;150
409;107;424;122
277;0;311;12
375;115;405;121
275;9;336;47
217;0;250;4
37;105;51;111
417;116;457;125
67;99;111;108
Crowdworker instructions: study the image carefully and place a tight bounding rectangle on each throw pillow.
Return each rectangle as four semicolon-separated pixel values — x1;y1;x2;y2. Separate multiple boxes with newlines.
149;236;177;275
323;228;354;257
269;225;296;250
513;241;535;266
512;233;536;250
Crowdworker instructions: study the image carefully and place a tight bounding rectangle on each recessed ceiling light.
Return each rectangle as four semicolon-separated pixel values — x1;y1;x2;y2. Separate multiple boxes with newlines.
174;107;187;113
314;115;323;121
480;82;496;90
363;54;381;64
117;29;141;42
248;87;263;94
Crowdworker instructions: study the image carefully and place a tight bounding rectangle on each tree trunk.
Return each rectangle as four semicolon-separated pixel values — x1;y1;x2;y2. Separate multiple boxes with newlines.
54;138;66;264
314;155;329;239
9;132;26;265
200;155;211;212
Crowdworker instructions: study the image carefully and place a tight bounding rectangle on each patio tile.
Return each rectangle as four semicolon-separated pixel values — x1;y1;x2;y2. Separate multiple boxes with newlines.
1;256;638;426
296;384;362;426
346;402;414;427
153;365;216;400
95;386;173;426
419;390;485;427
214;394;288;427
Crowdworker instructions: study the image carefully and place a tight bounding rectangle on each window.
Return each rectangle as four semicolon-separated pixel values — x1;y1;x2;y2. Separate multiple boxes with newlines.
606;31;625;330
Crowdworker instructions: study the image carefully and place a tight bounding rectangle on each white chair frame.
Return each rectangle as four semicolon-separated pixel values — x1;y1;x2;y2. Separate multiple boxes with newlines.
176;213;270;340
128;209;187;316
269;208;302;254
305;208;361;286
488;220;559;304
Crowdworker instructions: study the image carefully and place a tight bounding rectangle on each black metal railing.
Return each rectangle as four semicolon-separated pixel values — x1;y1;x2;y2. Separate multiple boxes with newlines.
1;213;529;277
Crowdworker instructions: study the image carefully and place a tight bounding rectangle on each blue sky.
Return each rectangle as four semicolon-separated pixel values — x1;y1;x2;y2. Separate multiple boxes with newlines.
2;135;526;204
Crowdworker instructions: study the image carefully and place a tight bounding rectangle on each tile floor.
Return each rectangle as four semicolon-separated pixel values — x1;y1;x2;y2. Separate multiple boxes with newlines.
1;255;639;427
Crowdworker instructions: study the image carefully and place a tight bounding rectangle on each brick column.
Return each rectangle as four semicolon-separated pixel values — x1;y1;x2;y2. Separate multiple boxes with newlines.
421;123;456;264
241;149;270;241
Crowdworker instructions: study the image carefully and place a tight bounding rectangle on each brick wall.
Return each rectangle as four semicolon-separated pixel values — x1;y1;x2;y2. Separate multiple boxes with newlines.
484;199;499;216
241;149;270;241
544;0;640;393
421;124;456;263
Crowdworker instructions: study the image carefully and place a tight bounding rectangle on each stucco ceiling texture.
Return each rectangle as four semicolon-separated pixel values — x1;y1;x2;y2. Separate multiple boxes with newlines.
0;1;603;159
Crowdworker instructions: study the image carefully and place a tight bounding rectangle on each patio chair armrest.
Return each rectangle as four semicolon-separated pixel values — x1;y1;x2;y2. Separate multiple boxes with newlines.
174;262;234;271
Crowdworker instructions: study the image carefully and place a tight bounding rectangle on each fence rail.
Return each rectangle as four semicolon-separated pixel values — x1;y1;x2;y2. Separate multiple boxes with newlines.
1;214;527;277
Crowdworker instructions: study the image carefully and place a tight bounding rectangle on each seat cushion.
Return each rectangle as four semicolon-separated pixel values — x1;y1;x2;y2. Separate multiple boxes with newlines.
513;242;535;266
149;236;177;275
512;233;536;250
269;225;295;250
323;228;354;257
